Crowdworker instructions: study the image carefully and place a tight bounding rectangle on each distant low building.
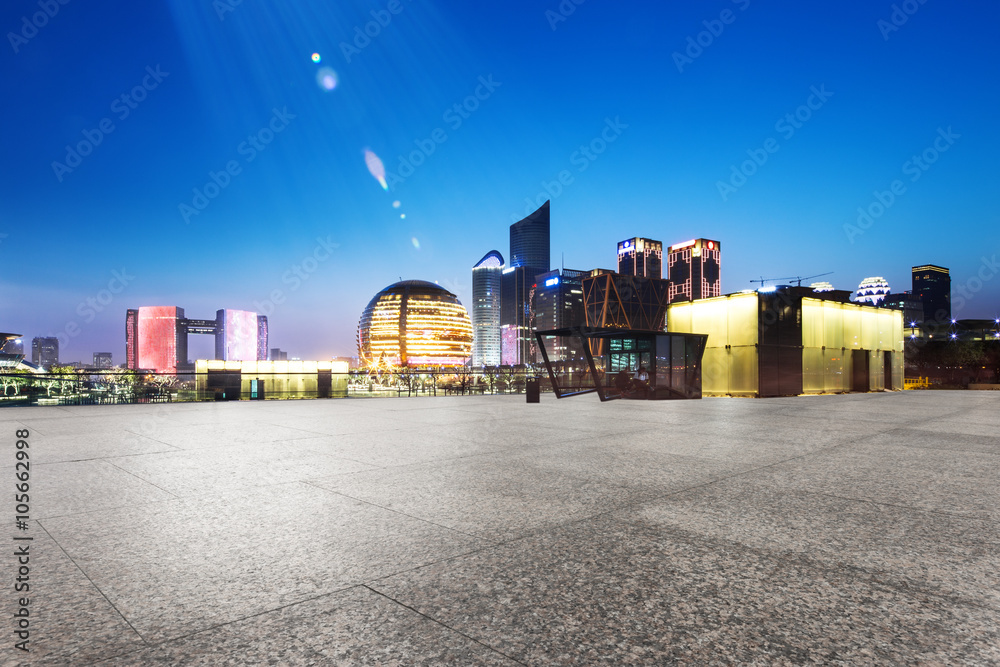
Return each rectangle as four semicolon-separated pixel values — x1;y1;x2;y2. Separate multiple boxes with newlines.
93;352;114;368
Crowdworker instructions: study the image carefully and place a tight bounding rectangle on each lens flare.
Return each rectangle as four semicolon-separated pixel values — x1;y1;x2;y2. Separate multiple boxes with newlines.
411;237;420;249
316;67;338;91
311;52;321;63
392;200;401;208
364;149;388;190
400;213;406;219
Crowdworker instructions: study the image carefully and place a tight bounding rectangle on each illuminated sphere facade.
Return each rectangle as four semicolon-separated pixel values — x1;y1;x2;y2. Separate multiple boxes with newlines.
855;276;891;305
358;280;473;367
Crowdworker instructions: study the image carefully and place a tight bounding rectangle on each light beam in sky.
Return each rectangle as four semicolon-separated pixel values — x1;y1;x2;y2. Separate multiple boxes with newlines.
364;148;388;190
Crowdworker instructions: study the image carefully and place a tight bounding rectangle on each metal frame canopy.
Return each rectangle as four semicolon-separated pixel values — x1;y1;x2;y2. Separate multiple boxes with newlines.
535;327;708;402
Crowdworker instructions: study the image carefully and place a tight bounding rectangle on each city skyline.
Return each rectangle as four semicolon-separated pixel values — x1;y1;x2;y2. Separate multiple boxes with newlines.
3;1;999;361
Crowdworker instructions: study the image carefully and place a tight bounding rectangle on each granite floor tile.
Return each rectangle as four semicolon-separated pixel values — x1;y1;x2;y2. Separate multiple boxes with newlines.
31;459;177;519
3;525;146;666
308;453;642;540
101;586;517;665
106;444;379;496
862;427;1000;455
125;421;320;449
632;478;1000;609
10;430;181;465
744;441;1000;518
372;514;1000;665
39;483;483;643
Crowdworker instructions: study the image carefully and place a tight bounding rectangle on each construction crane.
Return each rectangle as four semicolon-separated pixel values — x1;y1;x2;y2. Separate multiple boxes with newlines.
750;272;833;287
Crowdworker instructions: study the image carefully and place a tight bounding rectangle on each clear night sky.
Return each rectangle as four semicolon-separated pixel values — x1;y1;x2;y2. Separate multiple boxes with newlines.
3;0;999;362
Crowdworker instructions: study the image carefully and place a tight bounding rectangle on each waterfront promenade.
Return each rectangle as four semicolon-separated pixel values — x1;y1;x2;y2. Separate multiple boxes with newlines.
3;391;999;664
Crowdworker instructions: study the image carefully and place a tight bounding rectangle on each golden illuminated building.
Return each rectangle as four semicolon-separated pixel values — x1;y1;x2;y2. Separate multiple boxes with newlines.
357;280;473;368
668;287;903;397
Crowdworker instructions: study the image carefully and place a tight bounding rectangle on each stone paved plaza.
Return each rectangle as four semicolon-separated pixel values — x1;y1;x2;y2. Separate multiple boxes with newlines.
3;391;999;665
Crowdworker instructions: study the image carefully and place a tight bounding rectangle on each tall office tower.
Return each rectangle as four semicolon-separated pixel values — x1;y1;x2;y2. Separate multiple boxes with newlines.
137;306;185;373
509;200;550;270
93;352;113;368
125;309;138;369
533;268;586;361
912;264;951;323
471;250;504;366
617;238;663;279
215;309;262;362
667;238;721;303
31;337;59;368
502;201;551;365
257;316;268;361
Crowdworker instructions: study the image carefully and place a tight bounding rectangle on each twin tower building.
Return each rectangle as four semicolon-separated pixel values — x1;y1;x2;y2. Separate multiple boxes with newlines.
471;201;721;367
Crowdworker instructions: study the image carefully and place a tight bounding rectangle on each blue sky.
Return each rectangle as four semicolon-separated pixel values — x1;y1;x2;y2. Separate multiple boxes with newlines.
2;0;998;361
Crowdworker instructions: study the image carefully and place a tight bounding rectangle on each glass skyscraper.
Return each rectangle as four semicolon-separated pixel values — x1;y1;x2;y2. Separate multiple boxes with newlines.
502;201;551;365
472;250;504;367
509;200;550;270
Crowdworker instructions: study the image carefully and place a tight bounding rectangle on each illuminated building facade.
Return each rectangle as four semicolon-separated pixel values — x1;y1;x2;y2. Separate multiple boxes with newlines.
912;264;950;323
137;306;186;374
93;352;113;368
357;280;473;368
855;277;891;305
215;309;264;362
502;201;551;365
195;359;349;401
668;287;903;397
126;307;267;372
667;238;721;303
617;238;662;279
533;268;586;361
583;270;670;332
472;250;504;367
31;337;59;368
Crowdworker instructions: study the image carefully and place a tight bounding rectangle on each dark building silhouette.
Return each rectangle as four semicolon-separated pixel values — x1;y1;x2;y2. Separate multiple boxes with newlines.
93;352;114;368
883;291;924;326
912;264;950;323
667;238;721;303
31;336;59;368
502;201;551;365
617;238;662;279
533;268;586;361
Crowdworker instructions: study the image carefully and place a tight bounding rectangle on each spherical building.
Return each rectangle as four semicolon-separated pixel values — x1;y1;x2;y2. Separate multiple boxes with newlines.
855;276;891;305
357;280;473;368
